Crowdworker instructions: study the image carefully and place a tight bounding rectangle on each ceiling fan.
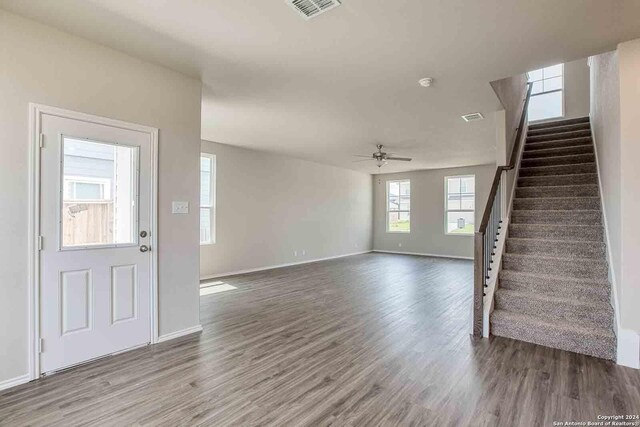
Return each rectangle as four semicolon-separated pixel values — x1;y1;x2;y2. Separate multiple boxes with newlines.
353;144;412;168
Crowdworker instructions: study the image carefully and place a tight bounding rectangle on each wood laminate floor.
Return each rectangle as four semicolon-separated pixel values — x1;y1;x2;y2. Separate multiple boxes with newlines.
1;253;639;426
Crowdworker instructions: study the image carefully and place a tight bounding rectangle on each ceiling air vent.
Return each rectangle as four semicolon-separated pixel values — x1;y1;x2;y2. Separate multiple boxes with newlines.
461;112;484;122
286;0;342;20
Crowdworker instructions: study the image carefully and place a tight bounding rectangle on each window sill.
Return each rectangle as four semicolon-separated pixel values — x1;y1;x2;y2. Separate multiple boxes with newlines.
445;232;474;237
200;242;216;246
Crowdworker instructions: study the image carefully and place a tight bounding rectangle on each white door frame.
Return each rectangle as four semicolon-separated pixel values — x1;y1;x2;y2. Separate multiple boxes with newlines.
28;103;159;380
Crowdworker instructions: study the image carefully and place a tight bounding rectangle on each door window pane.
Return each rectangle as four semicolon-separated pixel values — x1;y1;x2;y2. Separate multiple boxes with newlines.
62;137;138;248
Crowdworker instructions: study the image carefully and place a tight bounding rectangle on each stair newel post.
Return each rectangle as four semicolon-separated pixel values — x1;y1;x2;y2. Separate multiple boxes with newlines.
473;230;484;337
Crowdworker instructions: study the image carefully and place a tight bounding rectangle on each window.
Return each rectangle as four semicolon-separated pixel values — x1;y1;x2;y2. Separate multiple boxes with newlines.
64;177;111;201
386;180;410;233
527;63;563;122
61;137;137;248
200;153;216;245
445;175;475;235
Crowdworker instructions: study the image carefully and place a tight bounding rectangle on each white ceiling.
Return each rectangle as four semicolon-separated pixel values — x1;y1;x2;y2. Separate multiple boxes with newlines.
3;0;640;174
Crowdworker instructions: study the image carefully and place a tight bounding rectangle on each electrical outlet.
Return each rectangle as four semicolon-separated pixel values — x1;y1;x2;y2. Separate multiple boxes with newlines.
302;250;306;256
398;243;402;248
294;250;298;257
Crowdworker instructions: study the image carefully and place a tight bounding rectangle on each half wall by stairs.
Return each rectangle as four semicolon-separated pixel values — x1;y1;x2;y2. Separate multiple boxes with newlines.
490;117;616;360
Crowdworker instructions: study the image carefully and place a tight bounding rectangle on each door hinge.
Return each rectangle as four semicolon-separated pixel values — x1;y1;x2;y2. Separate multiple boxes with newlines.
37;236;43;251
38;338;44;353
39;133;44;148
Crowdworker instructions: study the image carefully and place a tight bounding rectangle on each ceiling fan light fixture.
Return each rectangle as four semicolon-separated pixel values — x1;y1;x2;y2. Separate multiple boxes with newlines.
376;158;387;168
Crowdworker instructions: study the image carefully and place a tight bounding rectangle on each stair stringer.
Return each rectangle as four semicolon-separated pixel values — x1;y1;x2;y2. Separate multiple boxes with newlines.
482;119;529;338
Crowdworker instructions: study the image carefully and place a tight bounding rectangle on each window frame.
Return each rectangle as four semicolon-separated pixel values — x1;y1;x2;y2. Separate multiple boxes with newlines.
386;179;410;234
444;174;476;236
527;63;565;122
200;153;216;245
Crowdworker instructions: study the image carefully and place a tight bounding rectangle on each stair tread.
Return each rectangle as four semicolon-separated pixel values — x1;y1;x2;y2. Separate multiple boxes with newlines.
491;310;615;340
520;162;596;171
526;136;592;147
528;117;589;130
528;123;590;135
506;237;605;246
510;223;603;229
517;184;597;190
496;288;610;311
524;145;593;155
504;252;607;265
514;196;599;200
499;269;609;287
519;173;597;181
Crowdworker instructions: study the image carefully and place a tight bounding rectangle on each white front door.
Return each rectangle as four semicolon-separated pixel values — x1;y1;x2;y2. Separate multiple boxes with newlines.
39;112;153;374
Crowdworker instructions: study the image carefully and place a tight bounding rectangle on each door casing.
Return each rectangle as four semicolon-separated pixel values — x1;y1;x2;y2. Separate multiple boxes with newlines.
28;103;159;380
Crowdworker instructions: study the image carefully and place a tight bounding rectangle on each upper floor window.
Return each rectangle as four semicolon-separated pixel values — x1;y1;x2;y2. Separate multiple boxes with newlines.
528;64;563;122
200;153;216;245
387;180;410;233
445;175;475;235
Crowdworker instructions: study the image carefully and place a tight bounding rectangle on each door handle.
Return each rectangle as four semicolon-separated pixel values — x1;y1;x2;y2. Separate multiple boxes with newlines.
140;245;150;253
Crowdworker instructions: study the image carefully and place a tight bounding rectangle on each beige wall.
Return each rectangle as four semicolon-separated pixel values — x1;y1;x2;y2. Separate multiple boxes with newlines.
590;39;640;341
491;73;528;162
372;164;495;259
200;141;373;277
0;11;202;383
589;51;621;312
563;58;591;120
618;39;640;333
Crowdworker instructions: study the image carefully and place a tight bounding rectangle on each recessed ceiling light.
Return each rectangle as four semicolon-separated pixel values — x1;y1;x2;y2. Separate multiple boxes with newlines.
418;77;433;87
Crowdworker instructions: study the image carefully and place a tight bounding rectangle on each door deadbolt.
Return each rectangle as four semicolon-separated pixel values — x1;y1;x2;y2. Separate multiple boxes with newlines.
140;230;148;238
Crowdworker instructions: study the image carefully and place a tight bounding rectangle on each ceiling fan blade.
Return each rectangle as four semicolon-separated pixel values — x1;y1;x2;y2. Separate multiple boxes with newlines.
386;157;412;162
352;158;375;163
352;154;374;158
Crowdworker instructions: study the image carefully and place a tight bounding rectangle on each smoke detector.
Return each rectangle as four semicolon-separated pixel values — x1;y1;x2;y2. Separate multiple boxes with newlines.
286;0;342;20
418;77;434;87
461;112;484;122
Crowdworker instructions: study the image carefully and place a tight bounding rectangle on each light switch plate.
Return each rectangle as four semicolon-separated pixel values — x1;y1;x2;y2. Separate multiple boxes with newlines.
172;201;189;214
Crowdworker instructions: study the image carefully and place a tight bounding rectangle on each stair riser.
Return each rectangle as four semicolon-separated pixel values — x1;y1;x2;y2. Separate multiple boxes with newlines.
528;123;591;136
499;276;609;303
517;174;598;187
509;226;603;241
521;154;595;168
516;185;598;198
511;211;602;225
495;292;612;329
527;130;592;143
523;145;593;159
503;256;608;280
506;240;606;259
528;117;590;130
526;137;593;152
490;318;615;360
519;163;596;177
513;198;600;211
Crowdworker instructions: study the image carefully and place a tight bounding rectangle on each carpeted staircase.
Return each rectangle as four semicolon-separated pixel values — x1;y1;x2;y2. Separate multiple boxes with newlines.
490;116;616;360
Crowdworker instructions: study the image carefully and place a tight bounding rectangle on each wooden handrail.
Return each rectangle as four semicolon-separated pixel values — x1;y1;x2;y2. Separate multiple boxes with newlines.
478;82;533;234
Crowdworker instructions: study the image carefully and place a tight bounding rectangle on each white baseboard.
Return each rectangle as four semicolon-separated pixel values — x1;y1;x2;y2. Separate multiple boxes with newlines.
617;328;640;369
157;325;203;343
0;374;30;392
200;250;373;280
372;249;473;261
